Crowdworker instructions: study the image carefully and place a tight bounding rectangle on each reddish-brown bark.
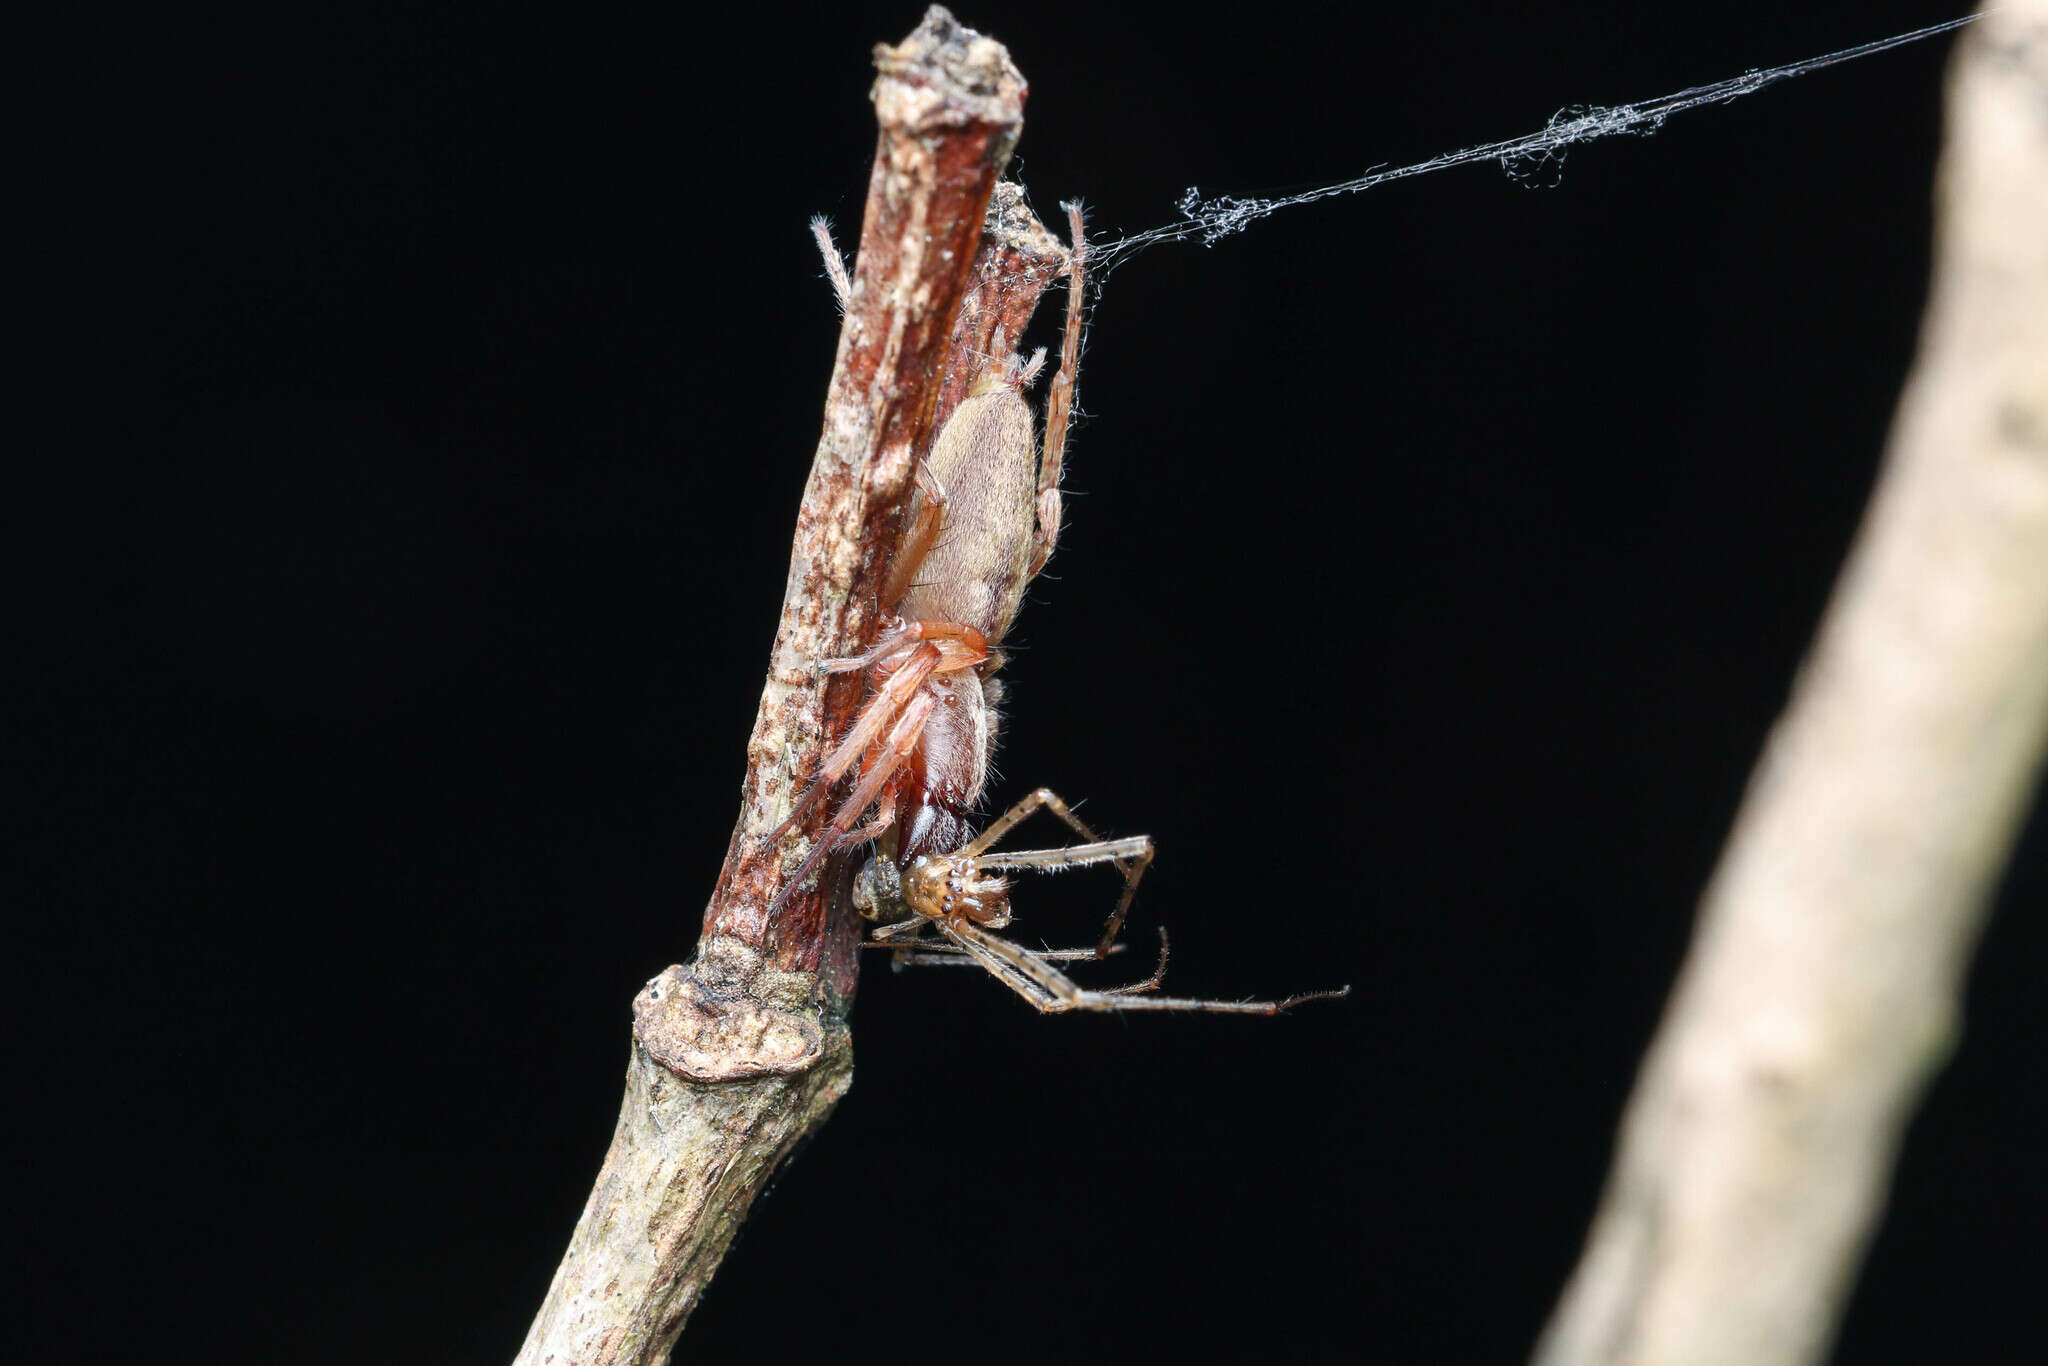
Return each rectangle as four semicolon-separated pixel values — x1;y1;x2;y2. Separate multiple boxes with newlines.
699;9;1070;989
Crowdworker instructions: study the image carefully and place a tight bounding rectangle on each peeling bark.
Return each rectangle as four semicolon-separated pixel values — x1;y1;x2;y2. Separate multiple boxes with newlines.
1535;5;2048;1363
516;11;1075;1362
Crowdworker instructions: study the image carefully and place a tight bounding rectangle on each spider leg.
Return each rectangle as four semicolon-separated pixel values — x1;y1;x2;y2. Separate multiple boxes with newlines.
765;642;942;847
765;691;933;916
810;215;851;313
1097;927;1170;996
863;929;1130;963
824;686;933;836
1026;202;1088;580
972;836;1153;873
937;919;1347;1015
931;919;1072;1006
961;785;1100;855
880;461;949;609
868;915;929;942
960;787;1154;957
826;619;988;677
874;945;1130;966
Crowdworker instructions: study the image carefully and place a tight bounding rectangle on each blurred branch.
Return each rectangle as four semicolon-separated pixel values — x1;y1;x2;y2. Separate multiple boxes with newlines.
1536;4;2048;1363
514;10;1070;1363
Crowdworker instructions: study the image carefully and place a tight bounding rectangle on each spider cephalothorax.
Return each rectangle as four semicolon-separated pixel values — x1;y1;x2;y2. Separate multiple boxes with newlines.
902;852;1011;926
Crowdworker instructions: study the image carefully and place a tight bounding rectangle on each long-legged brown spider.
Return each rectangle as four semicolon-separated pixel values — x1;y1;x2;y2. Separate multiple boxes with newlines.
853;787;1349;1015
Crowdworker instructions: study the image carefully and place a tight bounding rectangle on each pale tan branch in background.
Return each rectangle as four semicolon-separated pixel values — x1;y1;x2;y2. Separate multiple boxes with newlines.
1536;4;2048;1363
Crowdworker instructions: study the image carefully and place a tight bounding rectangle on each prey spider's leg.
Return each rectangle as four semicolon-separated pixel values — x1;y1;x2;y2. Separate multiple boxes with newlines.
940;919;1347;1015
977;835;1158;959
1090;834;1154;959
1025;202;1088;580
1096;927;1169;996
972;835;1153;873
931;920;1069;1010
883;947;979;968
961;787;1155;957
864;917;1131;961
869;915;930;942
869;944;1130;965
961;785;1108;855
865;924;1136;961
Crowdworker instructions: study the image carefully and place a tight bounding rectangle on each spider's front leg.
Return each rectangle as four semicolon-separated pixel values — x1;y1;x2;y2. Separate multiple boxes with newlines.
826;618;989;678
766;642;944;847
764;689;934;916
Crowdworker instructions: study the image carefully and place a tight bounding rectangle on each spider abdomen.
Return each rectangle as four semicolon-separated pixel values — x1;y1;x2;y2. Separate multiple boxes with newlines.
898;384;1037;644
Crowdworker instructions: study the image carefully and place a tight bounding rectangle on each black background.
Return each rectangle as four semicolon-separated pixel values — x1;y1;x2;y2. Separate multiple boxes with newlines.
30;3;2044;1362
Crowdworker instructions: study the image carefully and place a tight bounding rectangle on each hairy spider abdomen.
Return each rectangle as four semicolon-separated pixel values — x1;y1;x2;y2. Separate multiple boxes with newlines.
897;377;1037;645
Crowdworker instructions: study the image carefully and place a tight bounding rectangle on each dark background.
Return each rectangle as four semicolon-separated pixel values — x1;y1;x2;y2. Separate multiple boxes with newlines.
30;2;2042;1361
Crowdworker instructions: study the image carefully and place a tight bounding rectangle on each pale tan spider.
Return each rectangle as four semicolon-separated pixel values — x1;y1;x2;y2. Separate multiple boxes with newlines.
767;203;1091;909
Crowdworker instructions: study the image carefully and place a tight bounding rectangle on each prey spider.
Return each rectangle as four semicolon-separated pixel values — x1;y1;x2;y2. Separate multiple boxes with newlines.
768;199;1346;1014
853;786;1349;1015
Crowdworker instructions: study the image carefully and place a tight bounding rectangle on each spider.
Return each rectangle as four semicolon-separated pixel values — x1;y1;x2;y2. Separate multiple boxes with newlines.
852;786;1349;1015
765;200;1092;914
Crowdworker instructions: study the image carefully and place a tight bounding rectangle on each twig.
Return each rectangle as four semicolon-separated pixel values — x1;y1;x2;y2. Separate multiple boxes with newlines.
514;10;1071;1362
1534;5;2048;1363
